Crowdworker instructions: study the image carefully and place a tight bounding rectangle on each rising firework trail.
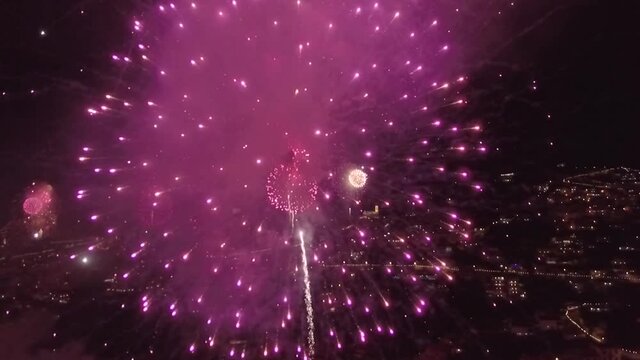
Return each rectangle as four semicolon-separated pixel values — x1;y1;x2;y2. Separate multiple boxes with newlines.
298;230;315;358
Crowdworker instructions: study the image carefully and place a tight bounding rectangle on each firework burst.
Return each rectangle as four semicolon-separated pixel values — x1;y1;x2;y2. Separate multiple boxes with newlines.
347;169;367;189
22;183;56;239
266;148;318;214
74;0;492;358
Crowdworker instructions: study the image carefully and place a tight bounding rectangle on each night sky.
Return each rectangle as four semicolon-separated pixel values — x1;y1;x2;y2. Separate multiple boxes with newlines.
0;0;640;356
1;0;638;222
1;0;639;219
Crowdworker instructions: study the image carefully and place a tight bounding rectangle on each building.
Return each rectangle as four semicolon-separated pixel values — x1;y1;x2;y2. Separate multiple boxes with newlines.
488;276;526;301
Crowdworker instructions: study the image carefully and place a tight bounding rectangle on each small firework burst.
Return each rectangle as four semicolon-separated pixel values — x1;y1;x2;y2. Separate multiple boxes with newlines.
347;169;367;189
266;148;318;214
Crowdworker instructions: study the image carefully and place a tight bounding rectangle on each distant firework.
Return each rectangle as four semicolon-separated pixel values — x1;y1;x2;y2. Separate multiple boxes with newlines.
22;183;56;238
74;0;493;358
23;196;44;215
347;169;367;189
23;184;53;216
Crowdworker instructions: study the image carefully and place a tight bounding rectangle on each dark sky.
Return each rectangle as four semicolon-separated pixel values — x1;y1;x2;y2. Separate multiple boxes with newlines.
496;0;640;169
0;0;639;221
0;310;95;360
0;0;135;221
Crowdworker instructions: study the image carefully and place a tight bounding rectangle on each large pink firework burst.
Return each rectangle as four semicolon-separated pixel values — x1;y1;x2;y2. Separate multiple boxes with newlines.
72;0;497;358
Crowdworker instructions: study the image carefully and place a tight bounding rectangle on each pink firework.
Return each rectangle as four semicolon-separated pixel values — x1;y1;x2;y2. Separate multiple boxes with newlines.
266;148;318;214
71;0;501;358
22;183;56;238
22;196;44;216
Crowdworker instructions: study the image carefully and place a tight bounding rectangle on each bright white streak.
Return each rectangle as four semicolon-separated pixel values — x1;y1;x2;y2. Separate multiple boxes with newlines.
298;230;315;357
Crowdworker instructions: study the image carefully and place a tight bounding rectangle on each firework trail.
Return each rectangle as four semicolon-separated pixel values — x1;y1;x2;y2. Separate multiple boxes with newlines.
298;230;315;357
71;0;499;357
